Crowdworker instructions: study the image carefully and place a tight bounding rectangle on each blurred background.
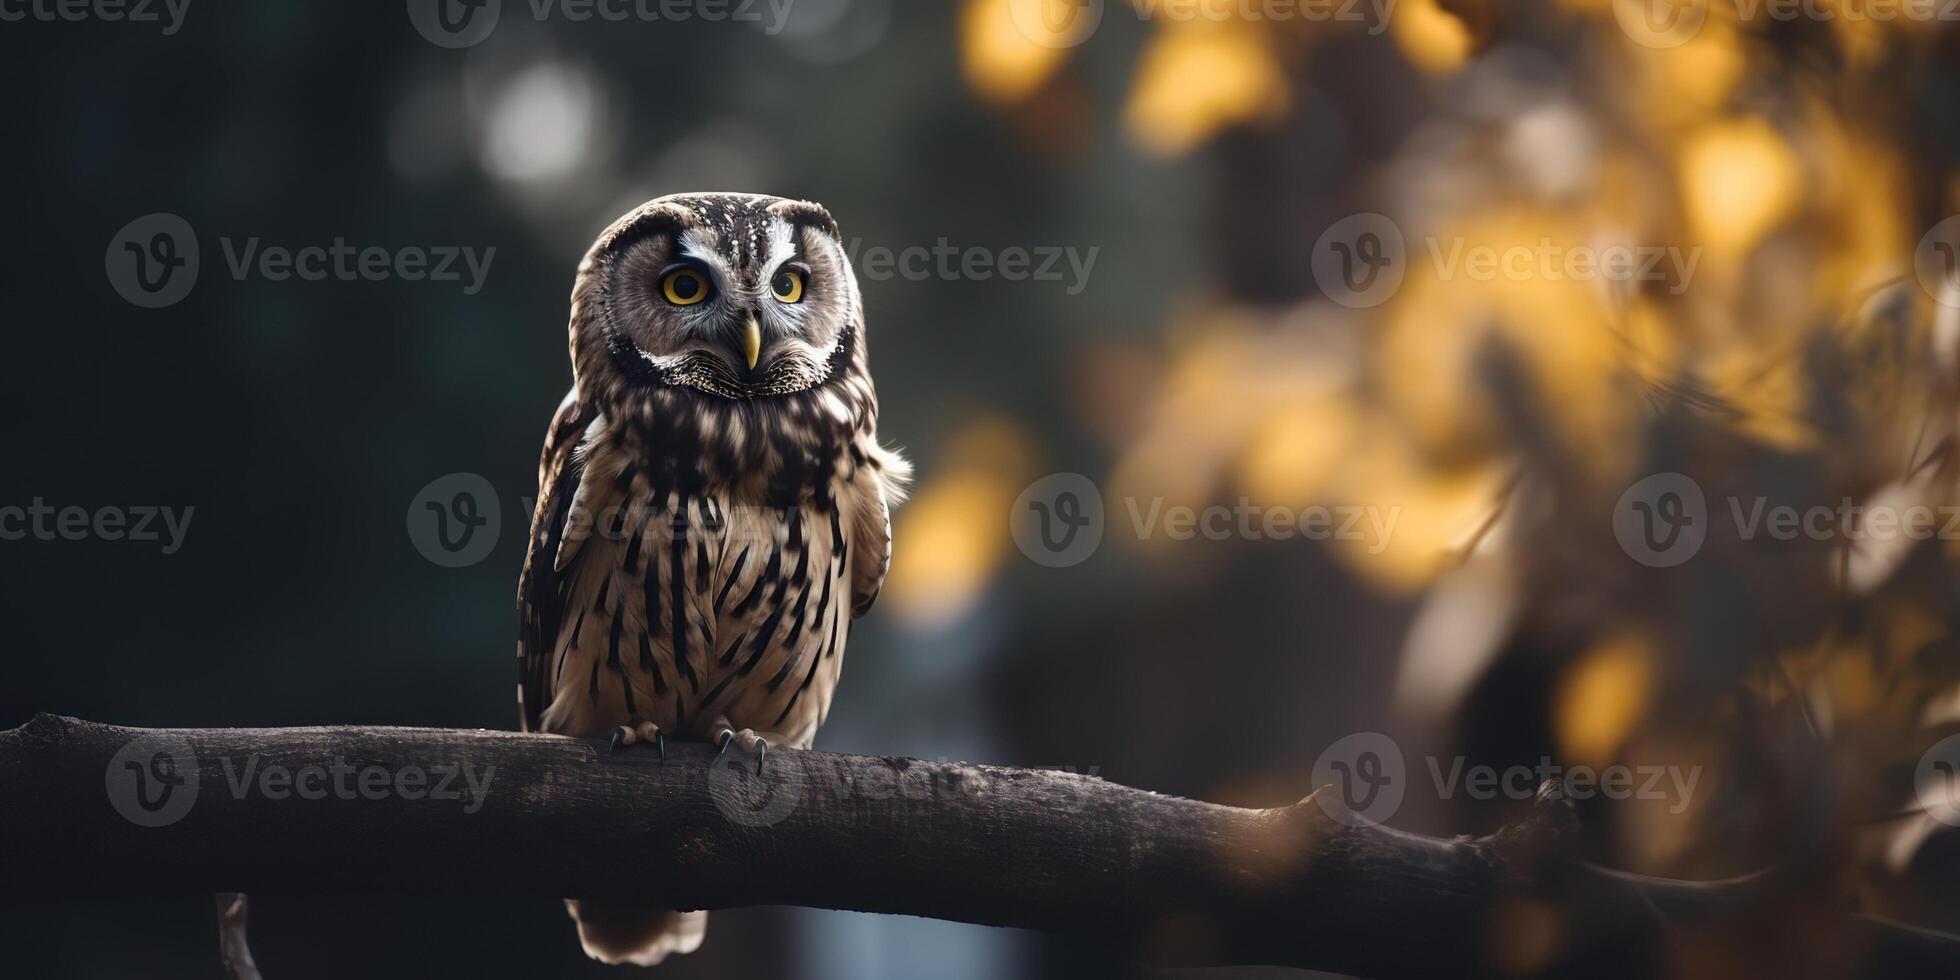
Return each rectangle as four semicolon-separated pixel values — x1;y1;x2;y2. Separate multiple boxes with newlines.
5;1;1960;977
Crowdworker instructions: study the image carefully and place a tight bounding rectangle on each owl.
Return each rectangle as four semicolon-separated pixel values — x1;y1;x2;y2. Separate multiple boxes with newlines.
515;192;908;965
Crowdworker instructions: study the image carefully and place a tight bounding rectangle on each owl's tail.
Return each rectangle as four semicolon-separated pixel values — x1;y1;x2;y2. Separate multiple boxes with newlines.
566;900;707;966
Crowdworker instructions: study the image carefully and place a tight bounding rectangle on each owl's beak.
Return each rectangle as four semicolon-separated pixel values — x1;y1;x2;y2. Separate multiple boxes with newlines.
741;315;762;372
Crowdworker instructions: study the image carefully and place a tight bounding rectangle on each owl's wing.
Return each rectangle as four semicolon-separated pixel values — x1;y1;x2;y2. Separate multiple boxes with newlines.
516;391;588;733
847;444;910;619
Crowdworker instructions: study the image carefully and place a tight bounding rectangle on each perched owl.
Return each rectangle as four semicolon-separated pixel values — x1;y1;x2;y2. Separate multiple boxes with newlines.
516;192;908;965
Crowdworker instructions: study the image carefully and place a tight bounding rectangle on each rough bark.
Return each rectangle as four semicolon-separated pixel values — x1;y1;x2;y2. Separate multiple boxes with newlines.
2;715;1953;978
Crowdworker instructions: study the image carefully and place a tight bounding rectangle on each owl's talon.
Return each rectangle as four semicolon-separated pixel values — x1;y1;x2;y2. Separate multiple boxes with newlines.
712;725;770;775
605;722;664;758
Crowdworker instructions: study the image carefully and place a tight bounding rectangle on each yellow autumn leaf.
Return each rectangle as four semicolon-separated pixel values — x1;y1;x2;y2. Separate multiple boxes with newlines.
1238;393;1358;507
1555;632;1657;768
1325;424;1513;593
885;418;1037;628
1389;0;1473;74
1605;17;1747;131
1374;209;1644;476
1678;118;1801;259
1124;20;1288;156
961;0;1086;105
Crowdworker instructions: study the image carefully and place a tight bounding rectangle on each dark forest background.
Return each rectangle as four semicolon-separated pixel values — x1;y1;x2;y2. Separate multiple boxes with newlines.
5;2;1960;978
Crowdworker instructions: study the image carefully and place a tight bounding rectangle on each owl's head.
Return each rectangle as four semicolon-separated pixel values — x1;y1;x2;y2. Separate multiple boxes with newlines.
570;192;862;405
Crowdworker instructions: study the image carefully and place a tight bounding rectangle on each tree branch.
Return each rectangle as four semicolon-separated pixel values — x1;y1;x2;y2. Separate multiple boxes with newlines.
2;714;1953;978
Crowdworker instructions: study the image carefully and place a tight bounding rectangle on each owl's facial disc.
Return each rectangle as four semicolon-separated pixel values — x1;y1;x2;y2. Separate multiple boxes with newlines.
594;197;855;401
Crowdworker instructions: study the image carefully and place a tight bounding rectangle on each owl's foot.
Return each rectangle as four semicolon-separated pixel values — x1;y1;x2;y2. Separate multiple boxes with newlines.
714;726;769;775
606;722;666;762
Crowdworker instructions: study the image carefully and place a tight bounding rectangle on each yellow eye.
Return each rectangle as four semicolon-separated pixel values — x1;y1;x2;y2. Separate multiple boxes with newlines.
661;267;710;306
771;269;805;304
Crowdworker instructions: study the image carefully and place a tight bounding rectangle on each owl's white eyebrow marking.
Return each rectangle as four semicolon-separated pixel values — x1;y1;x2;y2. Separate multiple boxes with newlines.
757;218;798;280
677;229;737;291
